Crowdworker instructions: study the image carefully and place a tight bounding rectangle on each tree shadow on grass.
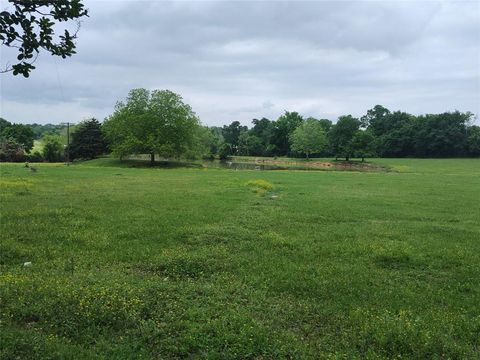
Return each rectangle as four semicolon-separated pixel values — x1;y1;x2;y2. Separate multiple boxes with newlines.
78;157;204;169
126;160;204;169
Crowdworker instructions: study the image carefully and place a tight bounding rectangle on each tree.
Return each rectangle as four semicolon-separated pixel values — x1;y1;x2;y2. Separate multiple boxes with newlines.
250;117;275;155
205;126;224;157
467;125;480;157
238;132;263;156
42;134;63;162
218;143;232;160
103;88;201;165
0;0;88;77
222;121;248;153
328;115;360;161
28;123;67;139
1;123;34;153
0;118;11;133
290;118;327;159
361;105;391;132
0;119;34;161
372;111;415;157
317;118;333;133
273;111;304;156
69;118;107;160
350;130;376;161
183;125;220;160
413;111;471;157
0;137;25;162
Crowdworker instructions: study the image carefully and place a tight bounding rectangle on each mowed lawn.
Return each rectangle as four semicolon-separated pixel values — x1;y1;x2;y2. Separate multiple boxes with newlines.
1;159;479;359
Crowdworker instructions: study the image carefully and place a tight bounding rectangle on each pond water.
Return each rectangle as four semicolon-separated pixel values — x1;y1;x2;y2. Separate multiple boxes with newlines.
205;161;303;171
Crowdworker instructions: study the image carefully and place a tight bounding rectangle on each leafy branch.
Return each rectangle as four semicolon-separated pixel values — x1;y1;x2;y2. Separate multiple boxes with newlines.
0;0;88;77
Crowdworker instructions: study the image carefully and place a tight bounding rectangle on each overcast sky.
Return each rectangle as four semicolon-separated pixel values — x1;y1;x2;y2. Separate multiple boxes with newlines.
1;0;479;127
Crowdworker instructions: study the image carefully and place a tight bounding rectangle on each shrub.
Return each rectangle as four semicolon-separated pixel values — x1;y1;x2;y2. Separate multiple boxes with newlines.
42;135;63;162
218;143;232;160
26;151;43;162
0;137;26;162
202;154;215;161
246;179;275;192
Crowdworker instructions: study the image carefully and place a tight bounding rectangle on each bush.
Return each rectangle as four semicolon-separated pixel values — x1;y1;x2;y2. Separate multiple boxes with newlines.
202;154;215;161
42;135;64;162
26;151;43;162
246;179;275;192
0;138;26;162
218;143;232;160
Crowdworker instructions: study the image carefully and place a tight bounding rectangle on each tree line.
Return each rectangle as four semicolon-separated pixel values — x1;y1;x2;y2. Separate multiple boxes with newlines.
208;105;480;160
0;117;104;162
1;90;479;163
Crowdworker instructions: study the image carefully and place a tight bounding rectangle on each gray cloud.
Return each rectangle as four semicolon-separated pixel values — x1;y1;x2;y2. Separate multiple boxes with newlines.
1;0;479;126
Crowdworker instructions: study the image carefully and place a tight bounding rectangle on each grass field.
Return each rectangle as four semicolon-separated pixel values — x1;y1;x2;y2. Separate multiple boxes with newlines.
1;158;479;359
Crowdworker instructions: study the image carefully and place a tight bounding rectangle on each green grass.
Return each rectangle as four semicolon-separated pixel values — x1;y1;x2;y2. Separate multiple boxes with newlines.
1;158;479;359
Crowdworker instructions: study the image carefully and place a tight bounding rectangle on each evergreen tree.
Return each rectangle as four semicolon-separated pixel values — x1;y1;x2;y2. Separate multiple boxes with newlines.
69;118;107;160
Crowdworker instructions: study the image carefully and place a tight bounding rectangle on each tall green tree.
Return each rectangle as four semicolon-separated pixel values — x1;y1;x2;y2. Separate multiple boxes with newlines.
250;117;276;155
361;105;391;133
0;137;25;162
273;111;304;156
413;111;471;157
328;115;361;161
290;119;327;159
69;118;107;160
42;134;63;162
0;118;31;161
317;118;333;133
0;118;11;133
238;132;264;156
374;111;416;157
467;125;480;157
350;130;376;161
183;126;220;160
1;123;35;153
222;121;248;153
103;88;201;165
206;126;224;157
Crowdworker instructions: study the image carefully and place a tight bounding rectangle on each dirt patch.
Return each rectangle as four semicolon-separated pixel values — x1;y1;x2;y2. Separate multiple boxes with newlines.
242;158;387;172
330;161;388;172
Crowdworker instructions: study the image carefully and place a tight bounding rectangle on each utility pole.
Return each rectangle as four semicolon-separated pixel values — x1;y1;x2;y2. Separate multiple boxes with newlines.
66;122;70;166
61;122;70;166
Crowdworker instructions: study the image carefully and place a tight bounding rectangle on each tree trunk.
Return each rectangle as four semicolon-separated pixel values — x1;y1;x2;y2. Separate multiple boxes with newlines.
150;152;155;166
306;152;309;160
362;156;365;162
346;155;350;161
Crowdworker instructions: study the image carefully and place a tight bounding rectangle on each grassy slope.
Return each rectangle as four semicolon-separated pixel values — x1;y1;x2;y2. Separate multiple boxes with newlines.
1;159;479;359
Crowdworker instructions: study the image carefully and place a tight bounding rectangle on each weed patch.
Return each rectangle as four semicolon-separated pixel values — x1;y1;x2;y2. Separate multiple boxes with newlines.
246;179;275;194
133;254;225;279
